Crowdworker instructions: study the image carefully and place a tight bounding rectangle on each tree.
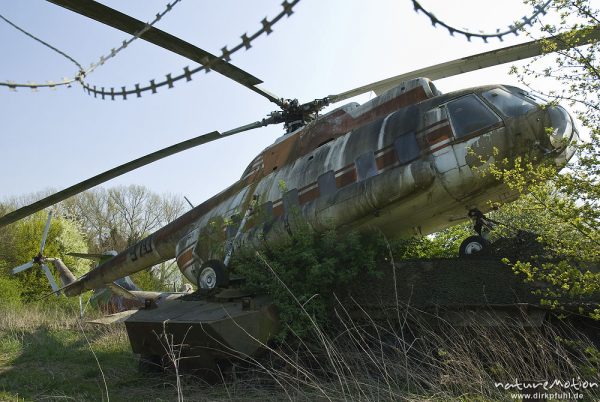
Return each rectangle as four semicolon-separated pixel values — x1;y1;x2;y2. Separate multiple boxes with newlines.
1;184;188;295
0;211;89;301
480;0;600;305
58;185;187;252
55;185;188;291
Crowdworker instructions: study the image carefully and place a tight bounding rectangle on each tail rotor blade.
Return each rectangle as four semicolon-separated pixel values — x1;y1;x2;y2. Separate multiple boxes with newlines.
39;211;53;254
41;264;60;294
12;261;34;274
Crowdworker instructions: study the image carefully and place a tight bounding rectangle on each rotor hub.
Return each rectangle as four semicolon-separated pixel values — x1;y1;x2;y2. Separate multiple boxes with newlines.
269;97;330;133
33;253;44;264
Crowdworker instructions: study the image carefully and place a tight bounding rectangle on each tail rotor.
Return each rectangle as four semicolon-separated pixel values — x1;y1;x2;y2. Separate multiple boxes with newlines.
10;211;60;294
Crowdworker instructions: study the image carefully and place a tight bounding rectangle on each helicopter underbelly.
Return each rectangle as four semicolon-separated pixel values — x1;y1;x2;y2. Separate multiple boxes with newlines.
310;159;435;230
247;157;514;243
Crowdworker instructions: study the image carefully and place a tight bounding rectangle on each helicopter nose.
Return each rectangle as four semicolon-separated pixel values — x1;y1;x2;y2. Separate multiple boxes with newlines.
546;105;578;164
547;105;574;148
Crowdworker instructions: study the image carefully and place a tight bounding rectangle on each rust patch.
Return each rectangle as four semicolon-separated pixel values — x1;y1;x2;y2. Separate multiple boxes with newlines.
336;168;357;188
426;125;452;146
176;247;194;269
263;134;299;173
376;149;398;170
299;186;319;205
272;203;284;218
297;86;428;156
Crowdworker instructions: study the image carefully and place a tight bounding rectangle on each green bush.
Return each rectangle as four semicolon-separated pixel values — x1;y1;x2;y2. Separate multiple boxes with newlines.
232;210;469;340
0;276;22;309
233;219;394;340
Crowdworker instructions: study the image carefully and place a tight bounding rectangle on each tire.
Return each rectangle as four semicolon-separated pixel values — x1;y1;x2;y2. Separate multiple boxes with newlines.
459;235;489;257
197;260;229;290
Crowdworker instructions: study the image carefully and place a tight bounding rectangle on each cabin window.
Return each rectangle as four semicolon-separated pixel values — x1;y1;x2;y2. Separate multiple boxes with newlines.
447;95;501;139
260;201;275;233
226;223;238;239
481;88;537;118
317;171;336;197
394;132;420;164
356;152;377;180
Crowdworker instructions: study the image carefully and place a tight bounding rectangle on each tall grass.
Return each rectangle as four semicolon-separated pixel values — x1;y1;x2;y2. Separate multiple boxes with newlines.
1;289;599;400
211;299;599;401
202;255;600;401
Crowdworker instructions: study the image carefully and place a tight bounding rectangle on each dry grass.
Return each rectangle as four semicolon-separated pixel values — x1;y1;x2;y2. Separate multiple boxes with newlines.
210;299;600;401
1;299;600;401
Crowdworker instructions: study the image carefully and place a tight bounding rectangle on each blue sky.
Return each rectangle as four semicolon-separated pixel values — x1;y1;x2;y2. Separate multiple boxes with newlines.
0;0;557;206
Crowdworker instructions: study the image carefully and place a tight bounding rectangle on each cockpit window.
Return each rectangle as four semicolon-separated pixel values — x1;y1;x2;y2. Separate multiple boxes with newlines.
519;90;549;105
446;95;501;139
482;88;537;118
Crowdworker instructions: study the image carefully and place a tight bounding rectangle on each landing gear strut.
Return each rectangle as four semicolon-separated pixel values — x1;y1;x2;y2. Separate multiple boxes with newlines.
459;209;498;257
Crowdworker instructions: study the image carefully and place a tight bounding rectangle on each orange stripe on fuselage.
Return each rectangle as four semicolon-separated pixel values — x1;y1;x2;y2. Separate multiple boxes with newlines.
299;186;320;205
425;124;452;146
176;246;194;269
376;148;397;170
335;167;357;188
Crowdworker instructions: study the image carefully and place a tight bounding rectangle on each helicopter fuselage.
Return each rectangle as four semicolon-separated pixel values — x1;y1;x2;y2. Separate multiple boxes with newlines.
65;77;576;294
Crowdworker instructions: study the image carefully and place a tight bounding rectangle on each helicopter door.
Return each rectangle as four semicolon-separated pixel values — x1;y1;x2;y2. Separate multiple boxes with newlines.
428;95;503;200
423;106;462;200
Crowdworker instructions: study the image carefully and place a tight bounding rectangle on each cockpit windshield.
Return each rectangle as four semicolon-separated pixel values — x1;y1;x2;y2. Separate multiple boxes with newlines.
482;88;537;118
519;90;549;105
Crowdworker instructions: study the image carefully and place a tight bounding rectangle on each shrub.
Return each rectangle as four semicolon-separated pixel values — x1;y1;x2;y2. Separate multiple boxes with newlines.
0;276;22;309
233;219;394;339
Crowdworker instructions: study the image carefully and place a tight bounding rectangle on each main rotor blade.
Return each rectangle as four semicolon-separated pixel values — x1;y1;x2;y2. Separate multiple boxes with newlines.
12;261;34;274
46;0;283;106
39;211;53;254
0;120;269;228
328;25;600;103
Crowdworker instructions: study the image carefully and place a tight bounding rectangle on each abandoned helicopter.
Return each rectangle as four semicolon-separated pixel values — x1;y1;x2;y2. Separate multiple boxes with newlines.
1;0;598;375
1;0;596;296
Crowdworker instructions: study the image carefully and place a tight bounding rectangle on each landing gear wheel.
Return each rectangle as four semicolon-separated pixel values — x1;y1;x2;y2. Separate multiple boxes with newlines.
459;235;489;257
197;260;229;290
